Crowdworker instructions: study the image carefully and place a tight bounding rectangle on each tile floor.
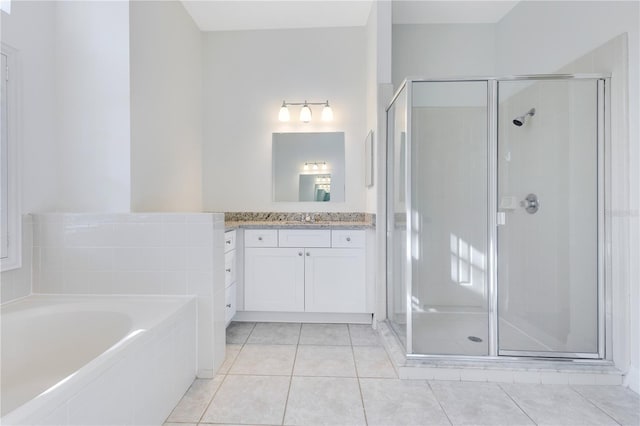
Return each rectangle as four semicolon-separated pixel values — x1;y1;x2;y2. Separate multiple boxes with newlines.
165;322;640;426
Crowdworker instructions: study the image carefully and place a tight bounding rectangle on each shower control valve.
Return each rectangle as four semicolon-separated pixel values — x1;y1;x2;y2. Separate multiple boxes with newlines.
521;193;540;214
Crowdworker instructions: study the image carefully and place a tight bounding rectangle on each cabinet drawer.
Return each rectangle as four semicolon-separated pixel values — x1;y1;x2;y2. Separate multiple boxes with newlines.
331;230;366;248
224;230;236;253
279;230;330;248
245;229;278;247
224;250;236;288
225;283;237;326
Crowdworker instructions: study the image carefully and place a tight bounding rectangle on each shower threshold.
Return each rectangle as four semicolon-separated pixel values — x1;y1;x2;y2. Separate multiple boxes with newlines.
377;321;623;385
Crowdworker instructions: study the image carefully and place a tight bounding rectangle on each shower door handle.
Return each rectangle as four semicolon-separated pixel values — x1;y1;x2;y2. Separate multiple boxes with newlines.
520;193;539;214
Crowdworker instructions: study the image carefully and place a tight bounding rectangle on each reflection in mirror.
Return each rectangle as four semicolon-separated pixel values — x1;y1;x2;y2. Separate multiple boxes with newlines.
299;174;331;201
273;132;345;202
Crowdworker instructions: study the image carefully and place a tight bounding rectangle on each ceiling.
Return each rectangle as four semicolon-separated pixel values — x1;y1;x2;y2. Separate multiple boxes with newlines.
180;1;520;32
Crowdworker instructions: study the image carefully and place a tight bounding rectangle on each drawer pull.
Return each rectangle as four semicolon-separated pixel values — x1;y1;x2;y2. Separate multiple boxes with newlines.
298;252;303;256
225;239;232;245
225;268;231;272
226;303;232;308
306;252;311;256
346;237;351;242
258;236;263;241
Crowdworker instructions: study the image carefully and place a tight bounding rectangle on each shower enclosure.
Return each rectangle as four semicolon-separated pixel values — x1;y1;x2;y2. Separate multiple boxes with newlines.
386;75;609;360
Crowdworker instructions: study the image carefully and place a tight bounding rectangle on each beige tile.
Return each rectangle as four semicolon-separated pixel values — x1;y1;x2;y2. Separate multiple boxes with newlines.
572;385;640;426
247;322;301;345
349;324;381;346
165;376;224;423
217;344;242;375
501;384;619;425
293;345;356;377
229;344;296;376
430;381;534;425
299;323;350;345
360;378;449;426
201;375;289;425
284;376;366;426
226;321;255;344
353;346;397;378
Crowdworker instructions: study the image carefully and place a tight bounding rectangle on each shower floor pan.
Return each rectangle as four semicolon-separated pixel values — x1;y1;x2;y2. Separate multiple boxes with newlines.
378;320;623;385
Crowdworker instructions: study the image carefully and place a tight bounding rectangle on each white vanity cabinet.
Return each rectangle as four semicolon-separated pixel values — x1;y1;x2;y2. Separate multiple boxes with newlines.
224;230;237;326
243;229;367;314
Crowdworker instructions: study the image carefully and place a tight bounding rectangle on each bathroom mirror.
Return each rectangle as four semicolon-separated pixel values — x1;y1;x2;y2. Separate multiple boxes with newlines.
273;132;345;202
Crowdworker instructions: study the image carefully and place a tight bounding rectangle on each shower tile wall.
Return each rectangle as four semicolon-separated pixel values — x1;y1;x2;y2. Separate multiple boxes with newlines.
497;79;599;354
31;212;226;378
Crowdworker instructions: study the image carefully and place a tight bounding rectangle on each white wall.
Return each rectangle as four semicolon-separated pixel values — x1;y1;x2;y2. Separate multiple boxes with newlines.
365;1;393;320
1;1;57;214
130;1;203;212
496;0;639;393
202;27;367;212
1;2;56;296
54;1;131;212
392;24;496;88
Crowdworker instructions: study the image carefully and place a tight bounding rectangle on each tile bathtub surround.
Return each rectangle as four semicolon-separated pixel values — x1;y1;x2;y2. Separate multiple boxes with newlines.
166;322;640;426
30;212;226;378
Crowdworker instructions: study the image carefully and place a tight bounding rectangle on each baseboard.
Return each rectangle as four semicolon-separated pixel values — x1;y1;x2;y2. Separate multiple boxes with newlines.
233;311;373;324
624;364;639;394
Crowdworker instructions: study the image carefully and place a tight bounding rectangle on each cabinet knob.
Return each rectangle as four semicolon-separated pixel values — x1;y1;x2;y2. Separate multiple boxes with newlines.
258;236;263;241
346;237;351;242
298;252;303;256
225;268;231;272
226;304;232;308
225;239;232;245
306;252;311;256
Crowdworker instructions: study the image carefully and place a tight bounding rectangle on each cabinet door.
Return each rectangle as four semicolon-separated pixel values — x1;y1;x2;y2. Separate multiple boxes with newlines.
304;248;366;313
225;283;237;326
245;248;305;312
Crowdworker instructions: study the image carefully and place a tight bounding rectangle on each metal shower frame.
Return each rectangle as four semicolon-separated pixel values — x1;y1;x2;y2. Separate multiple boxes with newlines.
386;74;612;363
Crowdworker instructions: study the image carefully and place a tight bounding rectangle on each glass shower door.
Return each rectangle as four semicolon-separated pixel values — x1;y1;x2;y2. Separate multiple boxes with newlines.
409;81;489;356
497;79;602;357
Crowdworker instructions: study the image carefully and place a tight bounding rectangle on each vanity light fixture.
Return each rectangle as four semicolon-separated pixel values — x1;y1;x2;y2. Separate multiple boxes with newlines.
278;101;290;122
302;161;330;172
278;100;333;123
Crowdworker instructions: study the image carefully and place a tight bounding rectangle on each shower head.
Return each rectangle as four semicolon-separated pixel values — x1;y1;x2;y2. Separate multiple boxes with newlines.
512;108;536;127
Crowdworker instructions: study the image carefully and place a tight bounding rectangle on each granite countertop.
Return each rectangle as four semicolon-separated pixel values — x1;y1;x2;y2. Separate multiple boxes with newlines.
224;212;375;230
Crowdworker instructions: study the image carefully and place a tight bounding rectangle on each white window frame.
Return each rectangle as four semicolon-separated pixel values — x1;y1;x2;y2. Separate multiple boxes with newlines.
1;43;21;272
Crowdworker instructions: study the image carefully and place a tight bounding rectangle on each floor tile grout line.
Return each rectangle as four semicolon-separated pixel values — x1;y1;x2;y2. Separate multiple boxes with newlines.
350;325;370;425
496;383;539;426
569;385;624;425
195;322;254;424
426;380;454;426
197;373;229;424
280;342;300;426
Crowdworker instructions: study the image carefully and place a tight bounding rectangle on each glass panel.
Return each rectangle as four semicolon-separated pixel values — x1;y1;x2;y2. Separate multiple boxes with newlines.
1;53;8;259
386;86;408;348
410;81;489;356
497;79;599;355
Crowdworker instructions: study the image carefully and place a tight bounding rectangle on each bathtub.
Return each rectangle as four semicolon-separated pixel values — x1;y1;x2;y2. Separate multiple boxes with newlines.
1;294;197;425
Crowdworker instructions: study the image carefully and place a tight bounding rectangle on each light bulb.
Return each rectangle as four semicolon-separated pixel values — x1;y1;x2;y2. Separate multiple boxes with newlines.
312;163;319;170
278;102;290;122
322;162;328;170
300;102;312;123
321;101;333;121
303;163;309;171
